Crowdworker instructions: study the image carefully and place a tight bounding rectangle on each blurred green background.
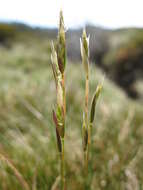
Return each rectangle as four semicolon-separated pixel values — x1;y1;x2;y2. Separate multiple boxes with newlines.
0;22;143;189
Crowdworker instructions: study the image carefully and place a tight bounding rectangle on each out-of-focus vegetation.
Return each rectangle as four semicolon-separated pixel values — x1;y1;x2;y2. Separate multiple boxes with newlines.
104;29;143;98
1;23;143;98
66;26;143;98
0;22;143;189
0;23;16;44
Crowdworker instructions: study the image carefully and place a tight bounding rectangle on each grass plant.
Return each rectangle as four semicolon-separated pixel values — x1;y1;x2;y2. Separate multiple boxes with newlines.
80;29;102;188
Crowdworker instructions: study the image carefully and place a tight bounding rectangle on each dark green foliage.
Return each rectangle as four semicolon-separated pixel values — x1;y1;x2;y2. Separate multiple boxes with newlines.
104;30;143;98
0;23;16;43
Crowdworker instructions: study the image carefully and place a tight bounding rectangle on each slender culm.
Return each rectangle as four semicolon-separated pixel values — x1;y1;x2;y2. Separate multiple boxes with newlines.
80;29;90;172
51;10;66;190
80;29;102;188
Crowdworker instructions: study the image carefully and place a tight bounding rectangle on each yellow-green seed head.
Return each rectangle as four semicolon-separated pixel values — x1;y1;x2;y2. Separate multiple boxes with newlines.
52;110;62;151
57;81;64;108
56;106;65;138
51;42;62;86
90;84;102;123
57;10;66;74
51;42;64;110
80;29;90;76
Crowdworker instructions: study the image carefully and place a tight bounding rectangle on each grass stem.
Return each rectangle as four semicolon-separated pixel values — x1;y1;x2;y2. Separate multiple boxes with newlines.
60;138;65;190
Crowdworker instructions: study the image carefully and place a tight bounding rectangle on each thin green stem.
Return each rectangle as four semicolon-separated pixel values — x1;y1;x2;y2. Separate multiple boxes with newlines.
83;149;89;190
85;75;89;124
83;74;91;189
62;73;66;116
87;125;91;165
84;74;89;171
60;138;65;190
84;151;87;174
84;128;91;174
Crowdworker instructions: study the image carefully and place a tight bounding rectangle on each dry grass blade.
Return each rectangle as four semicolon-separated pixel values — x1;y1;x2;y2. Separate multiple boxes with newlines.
0;153;30;190
51;176;60;190
19;98;43;121
32;167;37;190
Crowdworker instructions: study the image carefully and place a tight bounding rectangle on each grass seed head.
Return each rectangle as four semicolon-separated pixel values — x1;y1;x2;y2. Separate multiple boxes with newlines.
53;110;62;152
53;107;65;138
56;106;65;138
90;84;102;123
57;10;66;74
51;42;62;86
80;29;90;76
57;81;64;108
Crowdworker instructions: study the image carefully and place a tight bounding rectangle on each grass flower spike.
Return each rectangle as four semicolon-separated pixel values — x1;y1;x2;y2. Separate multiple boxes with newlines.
80;29;90;76
51;10;66;190
80;29;90;170
51;13;102;190
80;29;102;188
90;84;102;124
57;10;66;74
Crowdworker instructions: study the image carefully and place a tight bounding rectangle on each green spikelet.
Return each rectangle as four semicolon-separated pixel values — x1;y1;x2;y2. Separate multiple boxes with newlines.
80;29;90;77
90;84;102;124
57;10;66;74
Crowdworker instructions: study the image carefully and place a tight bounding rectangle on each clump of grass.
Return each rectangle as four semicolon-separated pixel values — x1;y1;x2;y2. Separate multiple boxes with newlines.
51;10;66;190
80;29;102;185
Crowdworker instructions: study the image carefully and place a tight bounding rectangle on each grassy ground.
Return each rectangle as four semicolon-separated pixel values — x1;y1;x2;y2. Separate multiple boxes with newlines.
0;42;143;190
